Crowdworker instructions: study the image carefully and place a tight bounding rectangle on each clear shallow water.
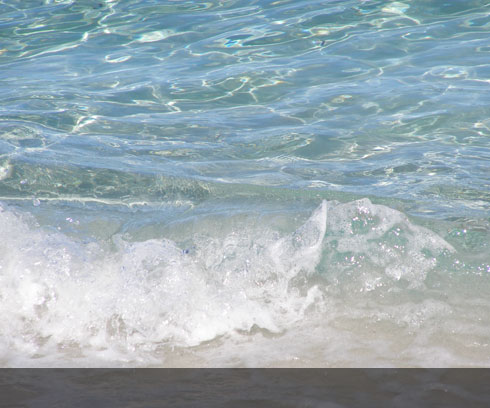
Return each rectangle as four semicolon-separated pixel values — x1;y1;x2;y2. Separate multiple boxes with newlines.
0;0;489;367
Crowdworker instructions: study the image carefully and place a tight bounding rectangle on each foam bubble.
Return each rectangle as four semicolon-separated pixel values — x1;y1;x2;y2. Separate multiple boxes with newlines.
0;201;328;365
323;198;455;289
0;199;485;367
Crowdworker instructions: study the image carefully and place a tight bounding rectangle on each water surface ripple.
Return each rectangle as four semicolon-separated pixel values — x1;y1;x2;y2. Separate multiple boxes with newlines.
1;0;489;216
0;0;489;367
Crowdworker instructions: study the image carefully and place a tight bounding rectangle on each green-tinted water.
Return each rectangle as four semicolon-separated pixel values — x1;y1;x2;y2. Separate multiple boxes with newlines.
0;0;489;367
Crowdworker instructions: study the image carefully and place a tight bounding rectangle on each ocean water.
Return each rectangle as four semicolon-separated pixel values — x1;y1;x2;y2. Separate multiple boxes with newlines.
0;0;489;367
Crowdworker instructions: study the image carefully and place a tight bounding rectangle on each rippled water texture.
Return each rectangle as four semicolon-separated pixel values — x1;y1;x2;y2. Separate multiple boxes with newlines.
0;0;489;367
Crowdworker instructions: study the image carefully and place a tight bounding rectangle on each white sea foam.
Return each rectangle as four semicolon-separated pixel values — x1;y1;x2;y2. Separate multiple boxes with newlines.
0;199;487;367
323;198;455;289
0;201;328;365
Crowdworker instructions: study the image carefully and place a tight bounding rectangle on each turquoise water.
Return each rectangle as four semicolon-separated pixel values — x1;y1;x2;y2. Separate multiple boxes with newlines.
0;0;489;367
